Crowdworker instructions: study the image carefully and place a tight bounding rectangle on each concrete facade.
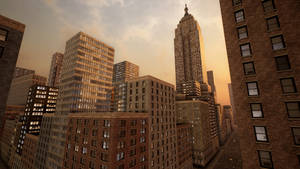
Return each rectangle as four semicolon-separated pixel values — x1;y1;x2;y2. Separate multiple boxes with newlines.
0;15;25;131
220;0;300;168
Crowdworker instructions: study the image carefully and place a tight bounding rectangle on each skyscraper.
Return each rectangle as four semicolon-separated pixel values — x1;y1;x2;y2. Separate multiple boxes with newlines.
0;15;25;129
56;32;114;114
174;5;207;95
220;0;300;168
112;61;139;112
174;6;219;167
48;52;64;87
207;71;216;94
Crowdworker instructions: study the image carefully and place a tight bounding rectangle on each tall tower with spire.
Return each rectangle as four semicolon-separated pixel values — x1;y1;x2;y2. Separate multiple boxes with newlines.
174;4;207;96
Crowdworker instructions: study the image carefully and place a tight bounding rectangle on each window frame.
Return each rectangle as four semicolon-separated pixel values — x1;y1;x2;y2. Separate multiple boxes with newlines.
285;102;300;118
275;55;291;71
257;150;274;169
0;28;8;41
271;35;286;50
237;25;248;39
0;46;4;59
292;127;300;145
234;9;245;23
232;0;242;6
250;103;264;118
254;126;269;142
243;62;256;75
266;16;280;31
246;81;259;96
240;43;252;57
262;0;276;12
280;77;297;94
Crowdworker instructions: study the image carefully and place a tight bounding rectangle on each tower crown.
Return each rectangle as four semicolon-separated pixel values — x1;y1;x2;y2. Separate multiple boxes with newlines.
184;4;189;15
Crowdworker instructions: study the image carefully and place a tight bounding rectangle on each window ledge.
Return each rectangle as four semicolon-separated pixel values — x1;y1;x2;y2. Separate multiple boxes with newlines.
248;96;260;98
255;142;270;145
288;118;300;121
273;48;287;52
276;69;293;73
282;93;299;96
244;74;256;77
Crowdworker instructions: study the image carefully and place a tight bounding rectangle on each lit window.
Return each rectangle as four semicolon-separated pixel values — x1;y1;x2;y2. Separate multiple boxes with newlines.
258;150;273;168
271;35;285;50
103;130;109;138
292;127;300;145
116;152;124;161
237;26;248;39
275;55;290;71
243;62;255;75
232;0;242;6
102;141;109;150
262;0;276;12
240;43;251;57
0;29;8;41
234;10;245;23
82;147;87;154
266;16;280;31
247;82;259;96
104;120;110;127
280;78;297;93
254;126;268;142
286;102;300;118
250;103;263;118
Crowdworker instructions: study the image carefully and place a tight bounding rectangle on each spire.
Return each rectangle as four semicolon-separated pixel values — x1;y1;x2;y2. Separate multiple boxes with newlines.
184;4;189;15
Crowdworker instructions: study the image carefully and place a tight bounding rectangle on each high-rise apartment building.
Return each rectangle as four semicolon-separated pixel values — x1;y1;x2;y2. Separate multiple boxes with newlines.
7;73;47;105
126;75;177;169
174;5;207;95
56;32;114;114
16;85;58;154
0;15;25;129
220;0;300;168
20;134;38;169
48;52;64;87
207;71;216;94
174;6;219;167
112;61;139;112
62;112;149;169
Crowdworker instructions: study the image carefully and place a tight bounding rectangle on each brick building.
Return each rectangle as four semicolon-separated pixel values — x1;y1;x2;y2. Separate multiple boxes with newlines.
176;123;193;169
0;15;25;130
220;0;300;168
63;112;149;169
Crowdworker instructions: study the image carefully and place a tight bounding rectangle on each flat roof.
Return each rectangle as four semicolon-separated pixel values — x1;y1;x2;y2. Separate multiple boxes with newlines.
69;112;149;119
0;15;25;32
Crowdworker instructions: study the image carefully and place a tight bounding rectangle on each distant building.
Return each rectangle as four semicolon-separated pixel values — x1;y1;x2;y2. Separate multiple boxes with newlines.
220;0;300;168
207;71;216;94
0;105;24;137
112;61;139;112
0;15;25;131
16;85;58;154
48;52;64;87
14;67;35;78
21;134;38;169
176;123;193;169
126;75;177;169
228;83;237;125
63;112;149;169
7;73;47;105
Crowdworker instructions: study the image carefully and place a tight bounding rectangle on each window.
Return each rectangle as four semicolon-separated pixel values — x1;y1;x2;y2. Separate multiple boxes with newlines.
120;130;126;137
243;62;255;75
0;28;8;41
234;10;245;23
275;55;290;71
286;102;300;118
131;129;137;135
237;26;248;39
258;151;273;168
232;0;242;6
292;128;300;145
131;120;137;126
271;35;285;50
129;159;136;167
120;120;126;127
254;126;268;142
117;152;124;161
266;16;280;31
247;82;259;96
240;43;251;57
280;78;297;93
102;141;109;150
104;120;110;127
262;0;276;12
103;130;110;138
130;149;136;156
250;103;263;118
101;153;108;162
0;46;4;58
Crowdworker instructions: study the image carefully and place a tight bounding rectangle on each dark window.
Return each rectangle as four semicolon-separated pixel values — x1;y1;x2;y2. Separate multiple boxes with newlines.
254;126;268;142
266;16;280;31
243;62;255;75
275;55;290;71
250;103;263;118
232;0;242;6
286;102;300;118
237;26;248;39
235;10;245;23
292;128;300;145
280;78;297;93
120;120;126;127
271;35;285;50
258;150;273;168
0;46;4;59
262;0;276;12
0;28;8;41
240;43;251;57
247;82;259;96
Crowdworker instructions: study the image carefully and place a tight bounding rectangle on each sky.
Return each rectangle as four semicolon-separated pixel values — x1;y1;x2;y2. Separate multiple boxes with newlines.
1;0;231;105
